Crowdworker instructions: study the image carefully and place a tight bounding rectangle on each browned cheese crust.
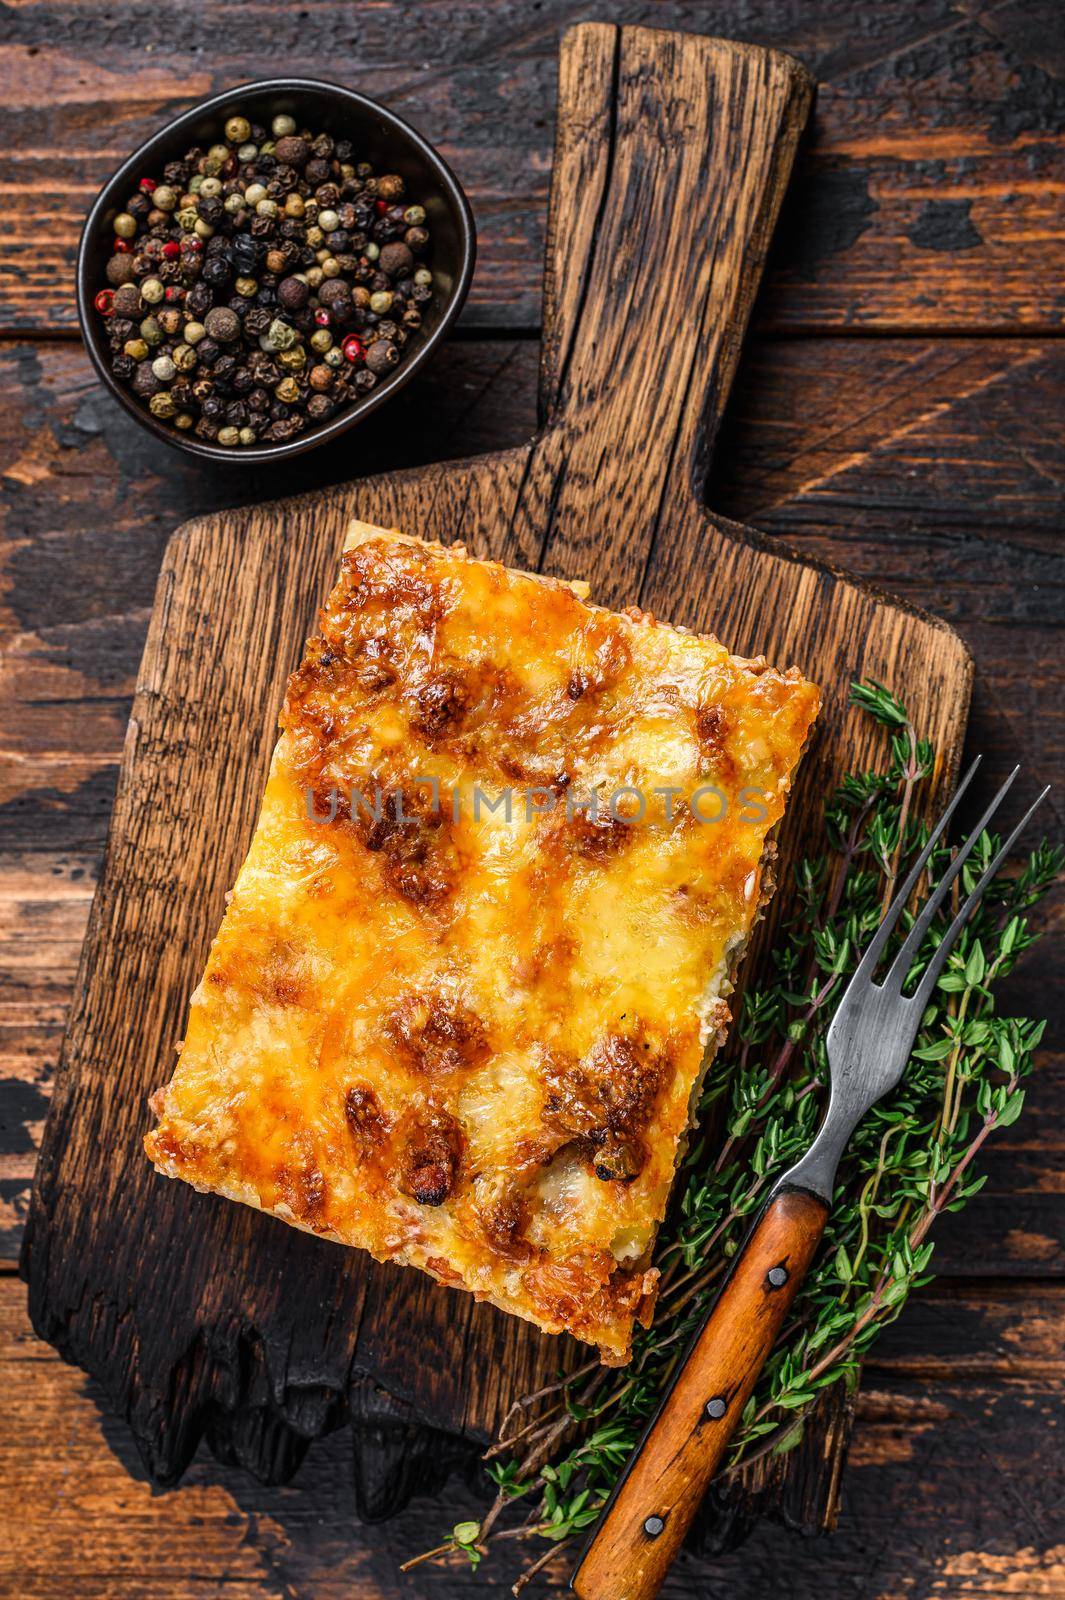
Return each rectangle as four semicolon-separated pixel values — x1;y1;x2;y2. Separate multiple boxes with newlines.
145;526;820;1362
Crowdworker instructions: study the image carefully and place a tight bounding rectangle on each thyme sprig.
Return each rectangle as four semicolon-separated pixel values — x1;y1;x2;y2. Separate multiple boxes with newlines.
405;681;1060;1593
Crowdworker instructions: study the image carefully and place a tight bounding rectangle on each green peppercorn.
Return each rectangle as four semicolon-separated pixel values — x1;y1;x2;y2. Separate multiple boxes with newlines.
403;205;426;226
140;278;164;304
275;376;300;403
272;113;297;138
177;207;199;232
244;183;267;206
200;176;223;200
172;343;197;372
369;290;393;314
183;320;206;345
238;426;257;446
310;328;333;354
256;198;278;219
324;347;344;368
194;219;215;240
237;142;258;162
235;276;258;297
114;212;137;239
139;316;162;345
224;192;245;214
225;115;251;145
174;411;194;430
149;391;177;419
124;338;149;361
217;425;241;446
153;185;177;212
277;345;306;372
262;317;298;352
413;267;433;287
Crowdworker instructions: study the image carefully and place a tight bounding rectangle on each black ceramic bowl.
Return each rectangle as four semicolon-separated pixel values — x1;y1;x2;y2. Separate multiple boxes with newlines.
76;78;475;464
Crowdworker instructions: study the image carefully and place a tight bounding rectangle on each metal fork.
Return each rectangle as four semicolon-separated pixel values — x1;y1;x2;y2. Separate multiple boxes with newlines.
571;762;1049;1600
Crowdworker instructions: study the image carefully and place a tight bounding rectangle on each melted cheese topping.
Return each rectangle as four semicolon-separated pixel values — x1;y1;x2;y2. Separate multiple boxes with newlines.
145;525;820;1362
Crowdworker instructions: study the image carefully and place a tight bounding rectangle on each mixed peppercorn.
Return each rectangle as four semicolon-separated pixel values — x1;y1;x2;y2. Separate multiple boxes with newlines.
94;112;436;447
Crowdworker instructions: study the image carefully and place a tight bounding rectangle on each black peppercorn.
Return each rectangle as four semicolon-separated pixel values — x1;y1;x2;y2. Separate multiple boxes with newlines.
111;353;135;379
243;305;272;337
186;280;214;318
229;234;262;275
202;256;232;290
197;337;221;367
131;361;162;398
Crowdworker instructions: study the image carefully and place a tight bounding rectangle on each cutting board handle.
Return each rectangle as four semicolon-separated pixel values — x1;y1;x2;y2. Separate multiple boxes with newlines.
535;24;812;543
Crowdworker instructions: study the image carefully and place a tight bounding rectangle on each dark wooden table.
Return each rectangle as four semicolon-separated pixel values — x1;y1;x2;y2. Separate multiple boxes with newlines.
1;3;1062;1596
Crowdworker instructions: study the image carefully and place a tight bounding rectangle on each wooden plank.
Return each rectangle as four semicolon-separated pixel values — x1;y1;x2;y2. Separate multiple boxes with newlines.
1;1272;1062;1598
0;0;1063;334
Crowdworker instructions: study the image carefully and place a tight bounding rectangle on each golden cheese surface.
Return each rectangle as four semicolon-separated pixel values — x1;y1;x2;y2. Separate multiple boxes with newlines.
145;527;820;1362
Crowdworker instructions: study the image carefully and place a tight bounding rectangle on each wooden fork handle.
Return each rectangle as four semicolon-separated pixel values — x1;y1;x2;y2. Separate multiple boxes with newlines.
570;1186;829;1600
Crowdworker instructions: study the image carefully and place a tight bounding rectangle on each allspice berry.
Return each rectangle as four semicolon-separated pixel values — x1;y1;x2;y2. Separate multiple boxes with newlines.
204;306;241;343
274;135;310;168
106;253;137;287
365;338;399;376
278;275;310;312
378;241;413;278
317;277;351;308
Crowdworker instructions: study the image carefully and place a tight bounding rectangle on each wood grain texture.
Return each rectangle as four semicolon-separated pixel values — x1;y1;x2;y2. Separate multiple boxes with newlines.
3;1270;1064;1598
18;22;978;1555
1;0;1063;334
572;1187;830;1600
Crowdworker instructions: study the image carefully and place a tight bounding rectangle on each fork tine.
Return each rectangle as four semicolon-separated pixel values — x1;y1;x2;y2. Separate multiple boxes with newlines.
882;765;1021;993
848;756;982;988
908;784;1051;1014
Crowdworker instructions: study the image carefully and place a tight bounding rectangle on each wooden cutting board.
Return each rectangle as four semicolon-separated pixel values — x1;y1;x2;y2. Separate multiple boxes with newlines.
23;23;972;1547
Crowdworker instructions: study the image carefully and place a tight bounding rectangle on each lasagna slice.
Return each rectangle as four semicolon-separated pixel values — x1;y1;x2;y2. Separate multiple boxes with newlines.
145;522;819;1363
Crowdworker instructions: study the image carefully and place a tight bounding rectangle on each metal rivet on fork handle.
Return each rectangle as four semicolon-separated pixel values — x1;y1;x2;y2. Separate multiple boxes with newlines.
767;1265;788;1288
